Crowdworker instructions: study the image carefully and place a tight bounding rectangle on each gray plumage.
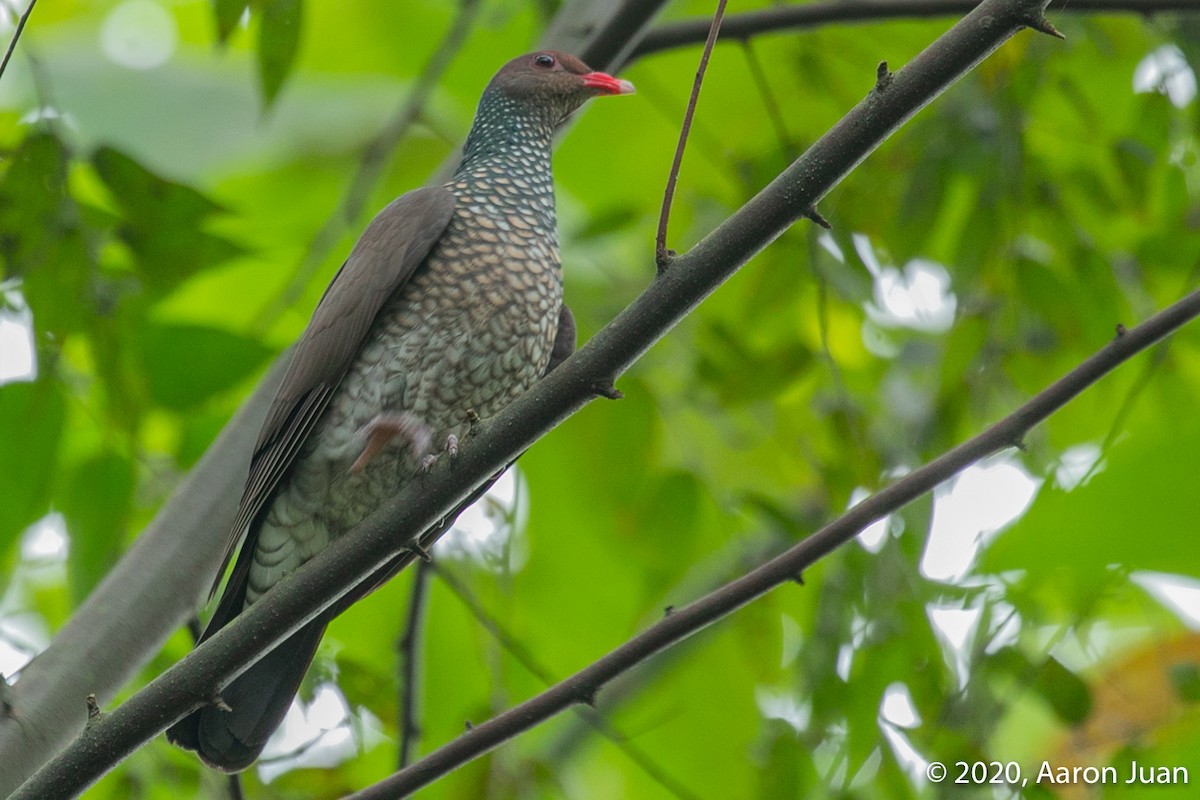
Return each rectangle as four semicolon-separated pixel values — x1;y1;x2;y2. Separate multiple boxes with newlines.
167;51;632;772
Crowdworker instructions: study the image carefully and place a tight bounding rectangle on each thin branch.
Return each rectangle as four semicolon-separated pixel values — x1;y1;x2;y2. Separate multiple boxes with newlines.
433;564;554;685
809;235;869;462
433;564;701;800
631;0;1198;60
655;0;727;269
541;531;778;766
0;0;36;84
741;39;796;162
11;1;1066;796
347;288;1200;800
1078;258;1200;485
255;0;482;331
396;561;432;769
549;0;671;69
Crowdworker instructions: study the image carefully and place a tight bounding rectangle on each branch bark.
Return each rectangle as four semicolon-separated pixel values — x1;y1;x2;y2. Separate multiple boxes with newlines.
631;0;1198;60
0;0;37;82
348;288;1200;800
0;4;668;794
11;1;1066;796
395;562;431;769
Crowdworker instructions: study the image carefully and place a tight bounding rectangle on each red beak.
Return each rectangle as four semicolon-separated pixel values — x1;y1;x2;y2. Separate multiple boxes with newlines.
581;71;636;96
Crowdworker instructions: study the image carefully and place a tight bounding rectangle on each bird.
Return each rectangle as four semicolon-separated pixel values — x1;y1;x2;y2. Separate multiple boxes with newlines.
166;51;634;772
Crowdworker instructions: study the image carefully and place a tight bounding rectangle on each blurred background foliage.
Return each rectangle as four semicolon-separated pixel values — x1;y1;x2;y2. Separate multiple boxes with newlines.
2;0;1200;797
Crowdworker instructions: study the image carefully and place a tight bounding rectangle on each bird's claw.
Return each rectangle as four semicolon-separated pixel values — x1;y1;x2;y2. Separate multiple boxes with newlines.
420;434;460;473
350;412;431;474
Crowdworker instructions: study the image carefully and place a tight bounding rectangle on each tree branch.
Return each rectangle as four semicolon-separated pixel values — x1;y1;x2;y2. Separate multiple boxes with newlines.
655;0;727;268
433;563;700;799
0;5;669;793
631;0;1196;60
548;0;672;74
344;289;1200;800
11;1;1065;796
395;561;431;769
0;0;37;84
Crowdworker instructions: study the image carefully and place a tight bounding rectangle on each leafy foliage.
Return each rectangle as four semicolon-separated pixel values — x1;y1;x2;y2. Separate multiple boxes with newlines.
1;1;1199;798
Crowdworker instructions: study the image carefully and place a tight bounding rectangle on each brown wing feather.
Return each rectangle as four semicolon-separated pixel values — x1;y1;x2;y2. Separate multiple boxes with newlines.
544;302;576;375
207;186;456;603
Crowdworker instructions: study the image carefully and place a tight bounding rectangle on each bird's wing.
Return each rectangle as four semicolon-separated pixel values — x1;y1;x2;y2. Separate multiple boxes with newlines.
544;302;576;375
206;186;457;606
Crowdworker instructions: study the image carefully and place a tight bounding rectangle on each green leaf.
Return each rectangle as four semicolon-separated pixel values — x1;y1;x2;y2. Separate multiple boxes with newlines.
256;0;303;107
571;206;638;241
91;146;241;295
755;722;814;798
0;132;93;334
695;320;814;406
140;323;273;410
1169;662;1200;704
61;452;135;605
92;147;224;224
213;0;250;43
0;380;65;558
0;131;69;278
982;409;1200;592
1033;656;1092;725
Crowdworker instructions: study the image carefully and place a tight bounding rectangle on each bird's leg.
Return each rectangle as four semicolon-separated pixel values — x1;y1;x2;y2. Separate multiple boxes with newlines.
419;428;466;473
419;438;457;473
349;412;432;474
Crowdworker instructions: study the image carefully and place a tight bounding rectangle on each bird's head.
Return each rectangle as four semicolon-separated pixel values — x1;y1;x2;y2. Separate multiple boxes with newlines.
485;50;635;126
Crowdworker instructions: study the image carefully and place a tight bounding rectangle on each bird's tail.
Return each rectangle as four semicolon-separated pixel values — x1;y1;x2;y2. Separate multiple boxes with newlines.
166;616;328;773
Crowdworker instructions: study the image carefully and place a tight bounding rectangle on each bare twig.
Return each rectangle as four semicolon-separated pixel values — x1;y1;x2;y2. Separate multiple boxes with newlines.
655;0;727;270
741;40;796;161
433;564;701;799
1078;259;1200;486
256;0;482;331
809;237;869;462
631;0;1199;60
396;561;432;769
346;286;1200;800
0;0;36;84
433;565;553;685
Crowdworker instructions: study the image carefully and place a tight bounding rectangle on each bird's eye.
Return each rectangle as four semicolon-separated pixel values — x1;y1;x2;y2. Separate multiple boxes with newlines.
533;53;556;68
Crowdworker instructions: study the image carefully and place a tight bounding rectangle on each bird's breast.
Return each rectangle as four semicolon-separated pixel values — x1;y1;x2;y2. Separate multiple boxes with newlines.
296;188;562;526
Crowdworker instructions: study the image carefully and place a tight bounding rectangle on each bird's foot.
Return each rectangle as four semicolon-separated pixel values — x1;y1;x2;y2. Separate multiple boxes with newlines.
420;434;459;473
350;413;432;474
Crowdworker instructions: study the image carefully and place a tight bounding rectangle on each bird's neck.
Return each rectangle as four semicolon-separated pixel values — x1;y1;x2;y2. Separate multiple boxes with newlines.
456;92;558;179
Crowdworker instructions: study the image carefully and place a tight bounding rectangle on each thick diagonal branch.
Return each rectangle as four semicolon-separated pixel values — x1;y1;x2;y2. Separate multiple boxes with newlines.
0;6;669;794
12;1;1059;797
